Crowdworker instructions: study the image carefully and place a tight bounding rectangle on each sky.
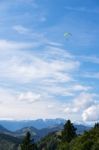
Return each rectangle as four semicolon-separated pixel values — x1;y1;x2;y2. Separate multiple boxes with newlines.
0;0;99;123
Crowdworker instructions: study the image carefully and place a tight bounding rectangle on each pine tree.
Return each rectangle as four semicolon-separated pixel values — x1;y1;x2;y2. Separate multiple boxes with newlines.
62;120;76;143
20;132;38;150
94;123;99;128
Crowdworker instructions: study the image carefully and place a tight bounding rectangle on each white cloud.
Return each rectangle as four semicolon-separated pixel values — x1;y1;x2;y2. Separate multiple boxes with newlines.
0;38;97;121
0;57;75;83
0;45;97;120
0;43;80;84
46;41;63;47
64;92;96;113
82;105;99;122
81;55;99;64
0;88;63;120
0;41;85;120
18;91;41;103
0;88;16;104
45;46;74;59
84;72;99;79
71;84;91;91
40;83;92;98
73;93;95;110
47;104;54;109
63;92;99;122
13;25;30;34
0;40;32;51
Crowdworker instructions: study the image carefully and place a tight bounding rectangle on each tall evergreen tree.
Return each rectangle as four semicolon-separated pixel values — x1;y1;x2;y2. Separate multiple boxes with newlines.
62;120;76;143
94;122;99;128
20;132;38;150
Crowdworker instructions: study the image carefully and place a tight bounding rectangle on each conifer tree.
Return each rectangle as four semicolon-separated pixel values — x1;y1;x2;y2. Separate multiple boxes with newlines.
94;122;99;128
62;120;76;143
20;132;38;150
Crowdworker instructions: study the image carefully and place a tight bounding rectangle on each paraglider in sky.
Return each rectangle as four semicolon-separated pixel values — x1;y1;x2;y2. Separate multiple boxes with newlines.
64;32;72;39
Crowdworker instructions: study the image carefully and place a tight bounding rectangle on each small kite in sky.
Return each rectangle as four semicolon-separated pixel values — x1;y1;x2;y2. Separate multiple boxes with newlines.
64;32;72;39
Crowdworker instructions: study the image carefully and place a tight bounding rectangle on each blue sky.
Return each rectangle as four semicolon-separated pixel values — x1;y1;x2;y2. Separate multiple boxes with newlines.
0;0;99;123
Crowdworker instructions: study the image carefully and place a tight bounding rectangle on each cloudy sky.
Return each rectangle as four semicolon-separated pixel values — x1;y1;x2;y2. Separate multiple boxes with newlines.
0;0;99;123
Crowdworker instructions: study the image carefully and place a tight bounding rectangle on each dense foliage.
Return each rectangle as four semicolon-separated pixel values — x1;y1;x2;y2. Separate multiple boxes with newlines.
38;131;61;150
20;132;38;150
38;121;99;150
0;133;20;150
70;124;99;150
62;120;77;142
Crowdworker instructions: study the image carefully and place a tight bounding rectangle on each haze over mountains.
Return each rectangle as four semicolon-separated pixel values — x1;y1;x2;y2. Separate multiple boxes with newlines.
0;118;65;131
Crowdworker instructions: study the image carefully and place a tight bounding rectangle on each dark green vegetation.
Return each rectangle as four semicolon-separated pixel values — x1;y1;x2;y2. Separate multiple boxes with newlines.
0;133;20;150
38;121;99;150
20;132;37;150
62;120;77;142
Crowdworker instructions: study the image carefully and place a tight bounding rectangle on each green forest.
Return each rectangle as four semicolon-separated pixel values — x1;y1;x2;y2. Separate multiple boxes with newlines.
20;120;99;150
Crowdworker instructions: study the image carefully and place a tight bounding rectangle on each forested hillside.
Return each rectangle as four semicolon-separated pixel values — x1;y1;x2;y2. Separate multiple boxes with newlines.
0;133;20;150
38;121;99;150
0;120;98;150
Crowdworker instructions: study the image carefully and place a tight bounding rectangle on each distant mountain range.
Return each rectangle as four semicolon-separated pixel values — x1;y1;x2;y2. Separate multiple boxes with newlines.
0;119;91;132
0;118;65;131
